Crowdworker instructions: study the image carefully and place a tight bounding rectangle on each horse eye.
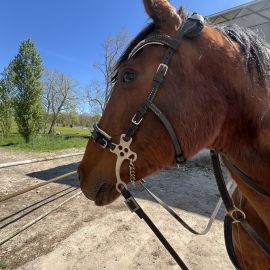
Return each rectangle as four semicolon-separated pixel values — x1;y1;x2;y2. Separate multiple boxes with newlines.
122;70;137;84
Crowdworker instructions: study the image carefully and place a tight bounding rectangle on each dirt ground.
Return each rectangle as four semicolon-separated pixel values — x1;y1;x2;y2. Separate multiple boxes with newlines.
0;148;233;270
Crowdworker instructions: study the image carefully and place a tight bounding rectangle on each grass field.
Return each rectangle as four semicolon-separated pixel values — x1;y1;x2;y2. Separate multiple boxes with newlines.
54;126;90;136
0;126;90;152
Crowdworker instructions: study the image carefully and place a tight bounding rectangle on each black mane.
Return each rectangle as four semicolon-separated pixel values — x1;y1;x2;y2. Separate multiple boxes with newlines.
116;12;270;84
216;24;270;82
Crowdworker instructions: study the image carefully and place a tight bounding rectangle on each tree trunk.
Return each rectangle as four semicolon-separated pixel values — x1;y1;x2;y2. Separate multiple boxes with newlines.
25;134;30;143
48;116;57;134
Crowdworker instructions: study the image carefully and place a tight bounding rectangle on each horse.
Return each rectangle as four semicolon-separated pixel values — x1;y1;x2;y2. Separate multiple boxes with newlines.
78;0;270;269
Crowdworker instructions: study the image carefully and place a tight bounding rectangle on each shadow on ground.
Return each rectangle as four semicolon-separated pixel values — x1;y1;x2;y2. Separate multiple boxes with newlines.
27;162;80;188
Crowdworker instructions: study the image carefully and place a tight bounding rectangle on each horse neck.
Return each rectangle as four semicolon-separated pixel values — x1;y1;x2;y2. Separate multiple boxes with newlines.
200;27;270;193
213;64;270;206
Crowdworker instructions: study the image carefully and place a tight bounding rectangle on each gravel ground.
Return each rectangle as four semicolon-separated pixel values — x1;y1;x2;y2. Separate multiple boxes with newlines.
0;149;233;270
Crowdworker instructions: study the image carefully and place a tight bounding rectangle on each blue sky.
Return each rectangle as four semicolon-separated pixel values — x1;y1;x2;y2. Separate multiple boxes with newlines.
1;0;251;87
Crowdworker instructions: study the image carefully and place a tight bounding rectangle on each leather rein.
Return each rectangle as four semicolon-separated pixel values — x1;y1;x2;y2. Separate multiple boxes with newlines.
91;14;270;269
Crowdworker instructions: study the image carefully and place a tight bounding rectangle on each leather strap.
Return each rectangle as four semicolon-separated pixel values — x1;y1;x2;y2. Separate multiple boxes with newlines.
241;218;270;256
120;186;189;270
210;151;235;211
221;156;270;198
124;15;205;162
139;180;234;235
148;102;184;163
129;35;180;59
224;216;241;270
92;123;115;150
210;150;270;265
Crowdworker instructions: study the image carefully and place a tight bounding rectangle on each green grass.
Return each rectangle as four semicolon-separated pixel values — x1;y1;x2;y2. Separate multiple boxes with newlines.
0;131;89;152
54;126;90;136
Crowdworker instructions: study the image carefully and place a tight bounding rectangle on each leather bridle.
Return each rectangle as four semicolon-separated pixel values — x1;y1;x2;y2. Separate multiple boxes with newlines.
92;13;204;193
90;13;270;270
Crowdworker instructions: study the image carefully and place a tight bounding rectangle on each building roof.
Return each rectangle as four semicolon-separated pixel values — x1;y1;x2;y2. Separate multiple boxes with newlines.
208;0;270;28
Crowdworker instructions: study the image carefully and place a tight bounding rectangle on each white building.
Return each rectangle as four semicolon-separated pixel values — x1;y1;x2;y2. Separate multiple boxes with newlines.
208;0;270;43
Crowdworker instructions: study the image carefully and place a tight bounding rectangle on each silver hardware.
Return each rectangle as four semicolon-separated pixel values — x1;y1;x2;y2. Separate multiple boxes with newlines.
158;63;168;77
129;160;136;186
110;134;137;193
132;114;143;125
100;138;108;149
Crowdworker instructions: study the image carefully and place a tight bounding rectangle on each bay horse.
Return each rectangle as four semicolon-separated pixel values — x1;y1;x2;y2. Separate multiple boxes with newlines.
78;0;270;269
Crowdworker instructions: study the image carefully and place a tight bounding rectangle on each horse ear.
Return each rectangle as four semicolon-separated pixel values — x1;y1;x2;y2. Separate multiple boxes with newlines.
178;6;188;21
143;0;182;30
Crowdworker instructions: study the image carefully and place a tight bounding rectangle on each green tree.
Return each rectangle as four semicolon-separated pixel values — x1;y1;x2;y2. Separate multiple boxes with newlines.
0;69;13;137
9;39;43;143
69;110;79;127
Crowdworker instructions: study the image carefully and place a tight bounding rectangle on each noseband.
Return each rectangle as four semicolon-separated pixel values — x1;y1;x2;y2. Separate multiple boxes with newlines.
92;13;205;193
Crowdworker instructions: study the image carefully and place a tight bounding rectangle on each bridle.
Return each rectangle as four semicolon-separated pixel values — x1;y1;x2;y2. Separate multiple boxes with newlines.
90;13;270;270
92;13;204;193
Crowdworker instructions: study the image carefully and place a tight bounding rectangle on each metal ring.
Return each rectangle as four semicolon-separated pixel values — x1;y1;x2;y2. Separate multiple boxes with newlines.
227;207;246;223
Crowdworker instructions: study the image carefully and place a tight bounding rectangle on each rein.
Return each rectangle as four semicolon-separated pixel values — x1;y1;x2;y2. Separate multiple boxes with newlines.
91;14;270;269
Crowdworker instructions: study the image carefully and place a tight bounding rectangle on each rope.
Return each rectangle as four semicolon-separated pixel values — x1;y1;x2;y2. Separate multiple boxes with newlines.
0;171;77;203
0;152;83;169
0;191;82;246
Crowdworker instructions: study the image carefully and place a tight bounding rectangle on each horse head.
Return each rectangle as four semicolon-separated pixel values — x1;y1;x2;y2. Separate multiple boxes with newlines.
78;0;269;208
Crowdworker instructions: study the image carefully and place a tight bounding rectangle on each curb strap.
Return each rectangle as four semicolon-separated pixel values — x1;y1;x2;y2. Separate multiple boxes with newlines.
210;150;270;269
120;185;189;270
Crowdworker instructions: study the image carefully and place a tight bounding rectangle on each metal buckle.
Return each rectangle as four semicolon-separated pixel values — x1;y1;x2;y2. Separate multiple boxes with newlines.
131;114;143;125
100;138;108;149
125;197;140;213
158;63;168;77
227;207;246;224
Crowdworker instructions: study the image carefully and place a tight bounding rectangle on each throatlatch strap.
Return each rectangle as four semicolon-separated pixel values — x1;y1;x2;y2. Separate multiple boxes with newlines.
148;103;184;163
